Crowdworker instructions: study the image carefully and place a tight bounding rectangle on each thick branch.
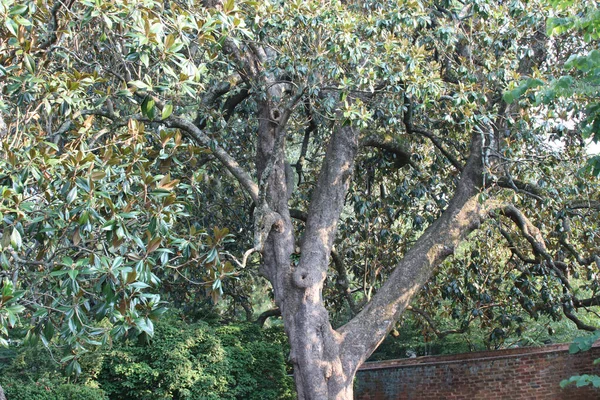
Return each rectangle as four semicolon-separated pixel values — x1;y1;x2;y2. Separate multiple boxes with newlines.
497;204;571;288
567;200;600;210
339;131;484;370
255;308;281;327
289;209;308;222
360;135;416;169
563;306;597;332
574;296;600;308
194;81;231;128
165;117;259;203
496;177;544;201
294;124;360;288
223;87;250;122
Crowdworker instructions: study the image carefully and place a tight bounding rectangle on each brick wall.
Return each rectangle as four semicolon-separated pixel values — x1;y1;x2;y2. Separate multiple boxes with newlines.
355;343;600;400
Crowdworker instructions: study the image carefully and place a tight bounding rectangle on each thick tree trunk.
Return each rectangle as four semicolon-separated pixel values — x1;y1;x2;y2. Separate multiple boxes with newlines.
283;123;361;399
255;94;361;398
250;68;486;399
0;383;6;400
206;1;491;397
286;305;353;400
260;126;485;399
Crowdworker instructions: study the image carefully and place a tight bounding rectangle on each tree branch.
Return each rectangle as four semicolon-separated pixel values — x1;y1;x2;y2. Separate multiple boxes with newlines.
401;94;462;170
496;204;571;289
339;131;485;370
411;127;463;170
194;81;231;129
255;308;281;327
166;116;259;203
408;306;473;339
566;200;600;211
574;296;600;308
498;227;537;264
223;87;250;122
293;123;360;288
563;306;598;332
38;1;71;51
295;100;317;184
289;209;308;222
496;177;544;201
360;135;416;169
331;248;363;315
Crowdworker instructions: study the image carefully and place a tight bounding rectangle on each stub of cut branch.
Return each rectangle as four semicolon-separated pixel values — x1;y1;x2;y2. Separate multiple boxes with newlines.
253;203;283;253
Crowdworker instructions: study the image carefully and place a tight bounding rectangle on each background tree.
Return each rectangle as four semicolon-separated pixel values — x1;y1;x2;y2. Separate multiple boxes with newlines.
1;0;599;399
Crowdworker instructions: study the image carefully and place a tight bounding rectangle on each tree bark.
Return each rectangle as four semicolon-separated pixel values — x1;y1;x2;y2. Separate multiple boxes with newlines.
284;124;360;400
264;128;485;399
0;383;6;400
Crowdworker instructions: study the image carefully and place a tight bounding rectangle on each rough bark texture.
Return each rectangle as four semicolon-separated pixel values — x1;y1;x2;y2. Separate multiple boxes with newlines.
257;124;486;399
0;384;6;400
285;124;360;400
257;100;361;398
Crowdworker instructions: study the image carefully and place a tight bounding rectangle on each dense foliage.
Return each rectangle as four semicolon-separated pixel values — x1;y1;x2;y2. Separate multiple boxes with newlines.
0;318;294;400
0;0;599;397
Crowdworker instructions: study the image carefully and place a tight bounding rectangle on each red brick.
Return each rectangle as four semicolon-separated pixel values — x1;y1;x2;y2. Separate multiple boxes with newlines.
355;343;600;400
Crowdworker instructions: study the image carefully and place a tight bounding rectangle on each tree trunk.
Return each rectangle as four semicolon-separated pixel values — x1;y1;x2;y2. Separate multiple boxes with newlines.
0;383;6;400
284;298;356;399
248;54;486;397
257;116;361;398
258;122;485;399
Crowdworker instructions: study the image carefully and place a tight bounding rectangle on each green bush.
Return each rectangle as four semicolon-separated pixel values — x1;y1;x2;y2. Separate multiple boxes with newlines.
54;384;108;400
0;318;295;400
215;324;294;400
96;318;295;400
1;379;57;400
0;343;108;400
0;380;107;400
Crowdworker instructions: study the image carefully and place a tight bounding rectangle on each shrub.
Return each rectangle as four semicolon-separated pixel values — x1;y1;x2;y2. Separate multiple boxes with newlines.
0;380;107;400
96;318;295;400
560;330;600;389
0;318;294;400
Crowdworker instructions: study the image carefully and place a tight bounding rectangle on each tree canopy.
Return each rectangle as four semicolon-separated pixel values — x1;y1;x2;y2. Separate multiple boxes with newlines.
1;0;599;398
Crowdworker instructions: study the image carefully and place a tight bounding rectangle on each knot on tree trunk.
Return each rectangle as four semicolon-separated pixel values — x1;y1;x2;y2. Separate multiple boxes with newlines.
293;267;326;288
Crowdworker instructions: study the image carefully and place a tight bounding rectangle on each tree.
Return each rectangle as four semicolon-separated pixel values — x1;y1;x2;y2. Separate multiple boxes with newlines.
1;0;599;399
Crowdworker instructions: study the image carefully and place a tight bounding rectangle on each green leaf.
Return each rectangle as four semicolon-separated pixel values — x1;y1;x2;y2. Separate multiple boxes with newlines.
136;317;154;336
141;97;156;120
129;80;150;90
161;103;173;120
224;0;235;12
4;18;18;37
9;4;28;16
503;91;515;104
23;54;36;74
66;359;82;376
66;186;77;204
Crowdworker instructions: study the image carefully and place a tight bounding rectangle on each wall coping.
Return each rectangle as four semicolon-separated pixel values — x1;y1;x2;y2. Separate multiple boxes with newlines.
358;342;600;371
